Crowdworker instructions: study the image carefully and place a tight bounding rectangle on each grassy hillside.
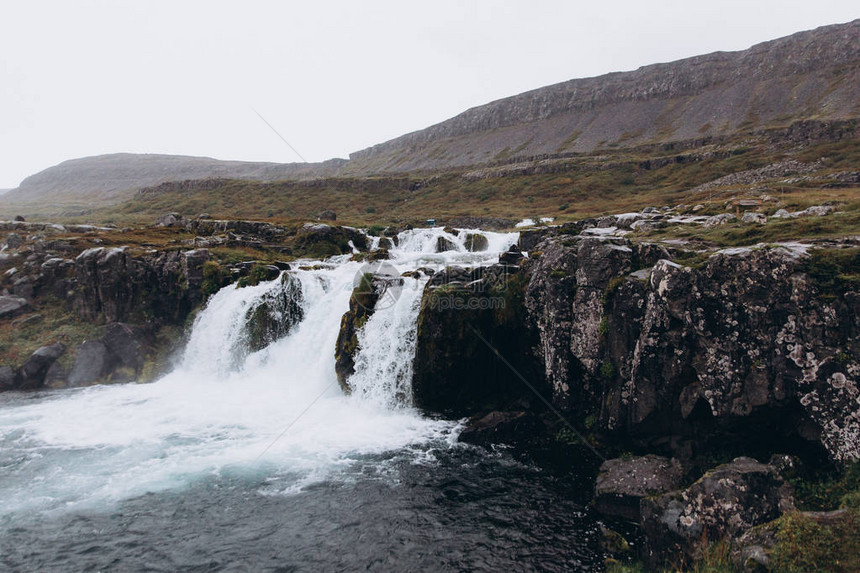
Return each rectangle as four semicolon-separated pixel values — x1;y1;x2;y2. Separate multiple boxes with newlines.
61;134;859;234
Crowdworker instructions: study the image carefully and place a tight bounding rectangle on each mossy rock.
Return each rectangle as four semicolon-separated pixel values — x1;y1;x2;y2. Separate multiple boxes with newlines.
464;233;489;252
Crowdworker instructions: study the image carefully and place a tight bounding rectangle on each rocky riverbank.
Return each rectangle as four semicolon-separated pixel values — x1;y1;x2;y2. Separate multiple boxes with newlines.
396;226;860;569
2;214;858;569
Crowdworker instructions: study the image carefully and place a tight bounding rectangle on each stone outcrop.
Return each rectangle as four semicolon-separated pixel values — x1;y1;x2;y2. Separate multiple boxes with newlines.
0;295;29;319
412;263;544;416
464;233;489;252
16;343;65;390
414;235;860;464
244;273;304;352
292;223;367;258
594;455;686;522
66;323;154;387
640;457;794;565
74;247;211;324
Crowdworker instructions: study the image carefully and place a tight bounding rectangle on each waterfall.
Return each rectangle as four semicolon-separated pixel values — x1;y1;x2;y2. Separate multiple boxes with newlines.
0;226;518;517
346;276;427;408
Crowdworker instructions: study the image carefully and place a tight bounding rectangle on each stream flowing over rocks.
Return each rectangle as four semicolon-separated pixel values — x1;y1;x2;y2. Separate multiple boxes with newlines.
0;218;858;569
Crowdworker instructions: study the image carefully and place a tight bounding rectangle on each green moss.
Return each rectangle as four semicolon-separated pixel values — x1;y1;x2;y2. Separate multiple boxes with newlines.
598;317;610;338
602;275;626;307
236;264;273;288
803;248;860;299
790;462;860;511
201;260;230;298
772;513;839;572
600;360;616;380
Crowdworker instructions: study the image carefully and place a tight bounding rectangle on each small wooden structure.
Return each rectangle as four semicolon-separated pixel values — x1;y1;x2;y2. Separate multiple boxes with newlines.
731;198;763;216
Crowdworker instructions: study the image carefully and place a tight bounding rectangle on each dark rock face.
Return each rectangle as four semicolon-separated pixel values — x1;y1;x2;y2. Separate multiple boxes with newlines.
17;343;65;390
640;457;793;565
412;264;545;416
458;410;541;447
74;247;133;323
293;224;367;258
523;237;634;409
594;455;686;522
413;235;860;464
74;247;211;325
244;274;304;352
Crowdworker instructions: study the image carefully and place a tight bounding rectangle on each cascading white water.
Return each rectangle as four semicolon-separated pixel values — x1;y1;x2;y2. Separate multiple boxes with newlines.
0;226;519;518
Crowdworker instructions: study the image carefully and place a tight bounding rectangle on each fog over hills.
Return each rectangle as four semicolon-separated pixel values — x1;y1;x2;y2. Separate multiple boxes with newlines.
2;19;857;210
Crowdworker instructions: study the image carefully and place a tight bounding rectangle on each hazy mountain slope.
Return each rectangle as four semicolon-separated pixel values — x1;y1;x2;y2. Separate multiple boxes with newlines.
347;19;860;173
3;19;858;216
1;153;345;206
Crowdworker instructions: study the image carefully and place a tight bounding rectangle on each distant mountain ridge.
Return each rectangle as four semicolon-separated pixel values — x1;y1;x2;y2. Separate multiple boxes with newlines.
1;154;344;206
346;19;860;172
2;19;858;210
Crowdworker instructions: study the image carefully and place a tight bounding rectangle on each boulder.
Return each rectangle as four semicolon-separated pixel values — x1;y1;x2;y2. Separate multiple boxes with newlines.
640;457;793;566
518;228;553;252
317;209;337;221
293;224;367;258
4;232;23;249
741;212;767;224
458;410;540;447
0;366;17;391
0;295;29;319
703;213;737;227
244;274;304;352
793;205;835;217
43;361;68;388
435;236;457;252
772;209;791;218
464;233;489;252
594;455;686;521
499;245;524;265
154;212;185;227
67;340;114;387
17;342;66;390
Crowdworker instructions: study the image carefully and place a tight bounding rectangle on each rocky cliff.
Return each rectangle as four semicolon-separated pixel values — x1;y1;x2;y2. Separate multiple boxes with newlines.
410;229;860;465
407;229;860;567
348;20;860;172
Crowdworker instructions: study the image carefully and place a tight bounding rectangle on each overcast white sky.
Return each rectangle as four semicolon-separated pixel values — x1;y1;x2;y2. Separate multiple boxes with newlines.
0;1;857;188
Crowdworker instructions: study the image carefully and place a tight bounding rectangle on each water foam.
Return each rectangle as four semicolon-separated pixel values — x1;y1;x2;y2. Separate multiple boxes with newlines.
0;227;518;518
